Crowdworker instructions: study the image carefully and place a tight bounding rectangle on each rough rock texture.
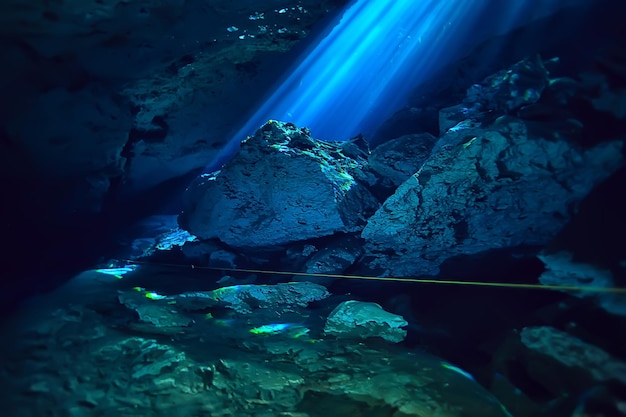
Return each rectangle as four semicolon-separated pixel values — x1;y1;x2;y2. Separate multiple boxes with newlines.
117;215;198;260
0;0;348;209
362;117;624;276
368;133;438;188
324;300;408;343
494;326;626;398
468;55;550;114
0;268;514;417
179;120;379;247
293;235;364;286
118;290;193;330
538;251;626;317
168;281;330;314
181;240;240;268
439;55;549;134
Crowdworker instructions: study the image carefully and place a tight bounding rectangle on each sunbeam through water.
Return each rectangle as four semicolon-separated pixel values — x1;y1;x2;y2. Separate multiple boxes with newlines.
211;0;591;169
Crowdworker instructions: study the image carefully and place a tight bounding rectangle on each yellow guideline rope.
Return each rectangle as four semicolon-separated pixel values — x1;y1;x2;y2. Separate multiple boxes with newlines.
121;259;626;294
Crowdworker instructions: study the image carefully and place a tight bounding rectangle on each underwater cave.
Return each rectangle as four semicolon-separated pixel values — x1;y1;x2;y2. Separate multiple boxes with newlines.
0;0;625;416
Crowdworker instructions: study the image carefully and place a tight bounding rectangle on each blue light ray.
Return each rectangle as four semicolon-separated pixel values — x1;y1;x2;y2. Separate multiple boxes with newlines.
210;0;593;169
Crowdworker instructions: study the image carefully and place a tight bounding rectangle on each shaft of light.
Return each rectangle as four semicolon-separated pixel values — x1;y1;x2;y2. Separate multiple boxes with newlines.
210;0;591;170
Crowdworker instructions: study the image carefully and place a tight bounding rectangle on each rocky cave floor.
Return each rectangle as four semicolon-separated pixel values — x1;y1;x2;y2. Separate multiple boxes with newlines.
0;228;624;417
0;259;516;417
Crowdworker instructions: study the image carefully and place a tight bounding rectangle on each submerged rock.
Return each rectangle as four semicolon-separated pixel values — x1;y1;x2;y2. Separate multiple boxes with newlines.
362;116;624;276
180;239;241;269
179;120;379;247
368;132;438;189
99;337;187;381
294;234;364;286
0;263;517;417
324;300;408;343
118;290;193;330
170;281;330;314
440;55;550;133
538;251;626;317
498;326;626;397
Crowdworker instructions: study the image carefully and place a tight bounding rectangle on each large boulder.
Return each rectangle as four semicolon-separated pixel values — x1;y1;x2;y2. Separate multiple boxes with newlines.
179;120;379;247
362;116;624;276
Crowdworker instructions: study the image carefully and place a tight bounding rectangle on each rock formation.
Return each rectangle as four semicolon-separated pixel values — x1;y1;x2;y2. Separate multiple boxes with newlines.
179;120;379;247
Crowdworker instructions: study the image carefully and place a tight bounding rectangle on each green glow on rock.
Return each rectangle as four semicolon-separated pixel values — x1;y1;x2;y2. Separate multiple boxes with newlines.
145;291;167;300
249;323;311;338
211;285;241;301
290;327;310;339
462;136;478;149
250;323;291;335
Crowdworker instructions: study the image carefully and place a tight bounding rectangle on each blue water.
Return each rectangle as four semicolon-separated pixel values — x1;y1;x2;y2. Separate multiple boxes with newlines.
212;0;591;168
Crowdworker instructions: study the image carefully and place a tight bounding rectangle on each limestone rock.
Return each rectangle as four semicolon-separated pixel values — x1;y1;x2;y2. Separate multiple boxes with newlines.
179;120;379;247
1;1;347;212
324;300;408;343
211;359;304;410
439;104;481;135
368;133;438;188
538;251;626;317
179;239;241;269
118;290;193;329
467;54;550;114
170;281;330;314
0;267;519;417
518;326;626;395
439;55;550;134
294;235;364;286
362;117;624;276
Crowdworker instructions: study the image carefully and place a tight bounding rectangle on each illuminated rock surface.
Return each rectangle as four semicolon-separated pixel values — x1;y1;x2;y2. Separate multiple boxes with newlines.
165;281;330;314
179;120;379;247
362;58;625;277
363;122;622;276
